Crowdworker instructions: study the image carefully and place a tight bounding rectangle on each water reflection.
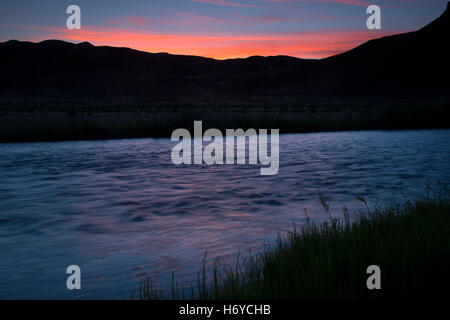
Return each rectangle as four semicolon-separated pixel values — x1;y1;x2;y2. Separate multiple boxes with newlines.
0;130;449;299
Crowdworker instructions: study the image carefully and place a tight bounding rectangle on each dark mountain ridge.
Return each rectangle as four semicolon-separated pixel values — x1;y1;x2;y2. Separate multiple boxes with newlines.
1;2;449;100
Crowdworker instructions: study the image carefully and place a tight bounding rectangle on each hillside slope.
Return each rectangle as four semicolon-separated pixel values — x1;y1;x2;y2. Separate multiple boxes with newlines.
0;3;449;100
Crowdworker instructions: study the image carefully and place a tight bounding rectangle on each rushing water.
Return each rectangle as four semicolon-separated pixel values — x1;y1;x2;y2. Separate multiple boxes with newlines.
0;130;449;299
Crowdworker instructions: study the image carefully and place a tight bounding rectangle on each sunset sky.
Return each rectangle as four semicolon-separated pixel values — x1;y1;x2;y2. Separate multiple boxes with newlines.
0;0;446;59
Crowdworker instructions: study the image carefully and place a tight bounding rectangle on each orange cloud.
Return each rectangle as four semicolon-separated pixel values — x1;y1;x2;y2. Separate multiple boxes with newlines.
7;24;401;59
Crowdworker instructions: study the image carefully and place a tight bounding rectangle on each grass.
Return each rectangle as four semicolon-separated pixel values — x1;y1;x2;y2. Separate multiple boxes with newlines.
134;186;450;300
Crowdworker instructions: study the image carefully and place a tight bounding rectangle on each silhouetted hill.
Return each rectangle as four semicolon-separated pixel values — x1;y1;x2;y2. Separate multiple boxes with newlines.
1;3;449;100
313;1;450;96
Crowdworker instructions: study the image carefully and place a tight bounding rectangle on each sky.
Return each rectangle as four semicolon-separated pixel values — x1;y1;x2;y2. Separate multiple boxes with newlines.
0;0;446;59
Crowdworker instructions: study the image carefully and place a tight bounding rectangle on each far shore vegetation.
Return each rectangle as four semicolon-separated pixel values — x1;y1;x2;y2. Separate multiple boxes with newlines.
0;97;449;142
134;185;450;300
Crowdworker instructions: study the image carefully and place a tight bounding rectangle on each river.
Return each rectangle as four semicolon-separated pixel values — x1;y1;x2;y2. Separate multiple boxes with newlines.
0;129;449;299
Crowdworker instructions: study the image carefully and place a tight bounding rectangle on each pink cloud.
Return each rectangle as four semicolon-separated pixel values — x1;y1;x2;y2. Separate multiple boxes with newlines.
305;0;369;6
260;0;369;6
237;14;294;23
8;24;403;59
192;0;258;8
108;12;294;28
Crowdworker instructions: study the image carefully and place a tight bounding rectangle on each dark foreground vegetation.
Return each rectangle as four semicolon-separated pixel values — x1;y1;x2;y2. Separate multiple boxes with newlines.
0;98;449;142
135;186;450;300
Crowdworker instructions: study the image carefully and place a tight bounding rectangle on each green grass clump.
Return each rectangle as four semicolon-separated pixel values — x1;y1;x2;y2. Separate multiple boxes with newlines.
135;187;450;300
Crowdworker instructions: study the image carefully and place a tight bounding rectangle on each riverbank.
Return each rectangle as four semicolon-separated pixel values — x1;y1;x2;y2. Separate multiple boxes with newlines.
1;98;449;142
136;187;450;300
